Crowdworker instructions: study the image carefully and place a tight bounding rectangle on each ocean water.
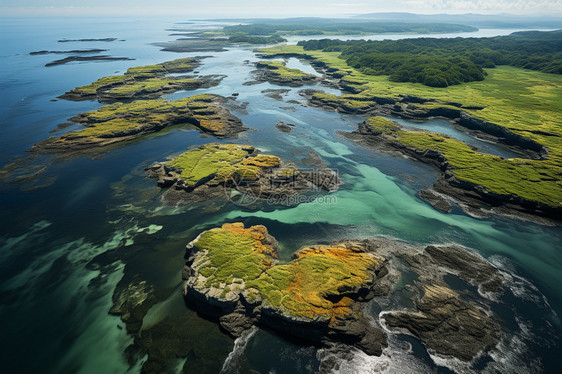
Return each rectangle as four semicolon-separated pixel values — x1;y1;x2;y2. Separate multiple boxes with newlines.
0;17;560;374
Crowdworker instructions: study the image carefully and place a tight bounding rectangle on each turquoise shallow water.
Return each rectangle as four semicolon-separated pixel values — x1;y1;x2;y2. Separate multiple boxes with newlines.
0;17;560;373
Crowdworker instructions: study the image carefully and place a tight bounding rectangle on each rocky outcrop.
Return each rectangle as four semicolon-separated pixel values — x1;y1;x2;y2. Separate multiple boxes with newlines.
301;89;546;160
344;116;561;222
262;88;290;101
247;61;321;87
31;95;246;155
418;189;453;213
275;121;295;133
398;244;505;295
58;57;222;103
182;223;389;356
383;284;501;361
371;240;506;362
147;143;339;206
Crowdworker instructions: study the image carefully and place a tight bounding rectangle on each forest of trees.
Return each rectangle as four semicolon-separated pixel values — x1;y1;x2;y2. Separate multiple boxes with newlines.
228;34;286;44
298;30;562;87
222;22;477;37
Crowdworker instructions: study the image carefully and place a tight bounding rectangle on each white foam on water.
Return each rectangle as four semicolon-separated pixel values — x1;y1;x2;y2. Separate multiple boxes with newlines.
137;224;163;235
317;334;431;374
490;255;553;311
220;326;259;374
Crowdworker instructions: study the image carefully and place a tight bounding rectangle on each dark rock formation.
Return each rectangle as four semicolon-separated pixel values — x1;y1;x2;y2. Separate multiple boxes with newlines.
418;189;453;213
275;121;295;133
30;49;108;55
383;284;501;361
58;38;117;42
262;88;290;101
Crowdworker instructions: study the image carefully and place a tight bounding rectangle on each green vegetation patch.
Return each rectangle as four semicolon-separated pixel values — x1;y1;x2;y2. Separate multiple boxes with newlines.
167;143;281;187
366;116;401;134
228;34;286;44
168;144;252;186
106;77;199;96
191;223;278;289
39;94;242;150
256;61;312;79
367;116;562;206
125;57;198;74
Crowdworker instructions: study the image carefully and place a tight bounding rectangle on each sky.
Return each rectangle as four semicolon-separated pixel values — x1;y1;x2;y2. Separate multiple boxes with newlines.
1;0;561;17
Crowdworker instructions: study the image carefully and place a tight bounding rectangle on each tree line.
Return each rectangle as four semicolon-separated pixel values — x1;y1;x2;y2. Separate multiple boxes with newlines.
223;22;477;37
298;30;562;87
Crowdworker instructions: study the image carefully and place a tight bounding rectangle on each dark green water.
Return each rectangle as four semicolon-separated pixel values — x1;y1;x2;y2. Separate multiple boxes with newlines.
0;18;560;373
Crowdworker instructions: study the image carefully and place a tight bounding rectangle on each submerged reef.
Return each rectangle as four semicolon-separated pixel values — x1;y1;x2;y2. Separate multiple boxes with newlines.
147;143;339;206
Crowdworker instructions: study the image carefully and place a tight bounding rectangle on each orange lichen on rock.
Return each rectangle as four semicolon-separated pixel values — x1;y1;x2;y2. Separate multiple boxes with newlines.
271;244;379;320
187;223;383;323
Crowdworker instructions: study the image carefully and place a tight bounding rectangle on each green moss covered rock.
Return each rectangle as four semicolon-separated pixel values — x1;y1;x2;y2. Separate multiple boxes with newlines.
183;223;388;355
58;57;221;102
251;60;321;87
148;143;338;206
32;95;246;154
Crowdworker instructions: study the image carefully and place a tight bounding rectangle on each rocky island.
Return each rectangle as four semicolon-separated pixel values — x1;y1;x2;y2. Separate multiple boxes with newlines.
247;60;321;87
345;116;561;220
147;143;339;206
59;57;223;102
182;223;388;355
175;222;507;367
32;95;246;155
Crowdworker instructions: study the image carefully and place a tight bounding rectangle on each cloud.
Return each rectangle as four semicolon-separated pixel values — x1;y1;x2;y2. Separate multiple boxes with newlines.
1;0;561;16
403;0;562;13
